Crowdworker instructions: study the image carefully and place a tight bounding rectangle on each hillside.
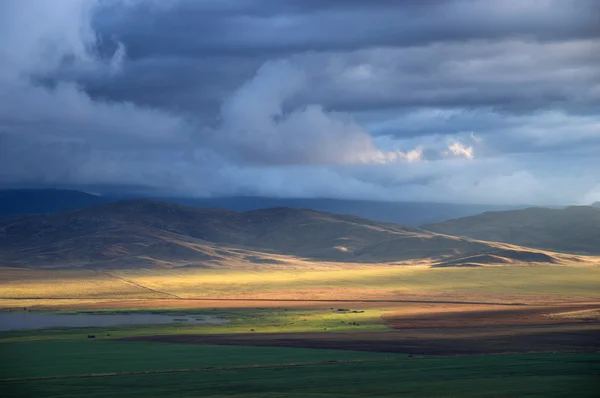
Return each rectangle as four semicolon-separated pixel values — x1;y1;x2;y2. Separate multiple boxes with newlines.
0;199;565;269
423;206;600;255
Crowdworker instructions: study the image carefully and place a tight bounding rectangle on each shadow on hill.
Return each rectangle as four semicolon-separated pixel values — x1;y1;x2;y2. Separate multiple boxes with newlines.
433;249;560;267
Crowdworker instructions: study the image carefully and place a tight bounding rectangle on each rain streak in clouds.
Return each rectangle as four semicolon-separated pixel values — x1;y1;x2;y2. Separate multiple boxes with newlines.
0;0;599;204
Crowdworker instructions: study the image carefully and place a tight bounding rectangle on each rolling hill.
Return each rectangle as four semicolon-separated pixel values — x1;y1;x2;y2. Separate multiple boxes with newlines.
151;196;522;226
0;199;570;269
422;206;600;255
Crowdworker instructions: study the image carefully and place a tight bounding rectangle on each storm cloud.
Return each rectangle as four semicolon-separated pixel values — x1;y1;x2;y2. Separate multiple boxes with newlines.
0;0;599;204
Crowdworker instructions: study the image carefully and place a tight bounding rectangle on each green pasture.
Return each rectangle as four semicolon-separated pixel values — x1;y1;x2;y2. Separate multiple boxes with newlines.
1;340;598;398
0;308;388;342
0;340;395;380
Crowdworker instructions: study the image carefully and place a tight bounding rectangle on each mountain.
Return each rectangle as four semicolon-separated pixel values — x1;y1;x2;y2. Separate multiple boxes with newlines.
0;189;109;217
0;189;521;225
422;206;600;255
0;199;564;269
592;202;600;208
145;196;523;226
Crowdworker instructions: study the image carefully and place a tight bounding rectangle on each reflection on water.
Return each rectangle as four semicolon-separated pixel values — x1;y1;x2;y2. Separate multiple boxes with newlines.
0;311;228;331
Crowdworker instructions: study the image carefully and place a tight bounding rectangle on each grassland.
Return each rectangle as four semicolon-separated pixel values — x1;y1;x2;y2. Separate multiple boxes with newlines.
1;340;598;397
2;266;600;307
1;265;599;396
0;307;388;342
113;266;600;299
0;340;396;379
0;268;171;299
2;265;598;345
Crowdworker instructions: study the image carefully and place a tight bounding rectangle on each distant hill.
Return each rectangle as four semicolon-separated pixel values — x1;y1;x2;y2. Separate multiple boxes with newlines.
149;196;523;226
0;189;108;217
0;199;565;268
592;202;600;208
422;206;600;255
0;188;522;225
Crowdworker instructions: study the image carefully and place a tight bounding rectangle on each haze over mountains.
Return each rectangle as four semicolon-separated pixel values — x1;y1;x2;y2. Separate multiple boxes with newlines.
0;199;587;269
0;189;521;225
0;189;107;217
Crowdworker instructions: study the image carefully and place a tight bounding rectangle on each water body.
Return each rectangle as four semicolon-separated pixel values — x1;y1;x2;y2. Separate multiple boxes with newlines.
0;312;228;331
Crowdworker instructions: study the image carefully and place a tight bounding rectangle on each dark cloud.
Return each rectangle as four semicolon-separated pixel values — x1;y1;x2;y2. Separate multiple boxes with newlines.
95;0;600;58
0;0;599;205
81;1;600;114
81;0;600;113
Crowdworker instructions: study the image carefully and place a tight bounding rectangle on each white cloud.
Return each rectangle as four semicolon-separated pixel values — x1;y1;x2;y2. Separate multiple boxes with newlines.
216;60;426;166
445;142;475;160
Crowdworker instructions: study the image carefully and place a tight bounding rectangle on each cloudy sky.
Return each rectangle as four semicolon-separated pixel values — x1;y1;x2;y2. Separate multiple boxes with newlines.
1;0;599;204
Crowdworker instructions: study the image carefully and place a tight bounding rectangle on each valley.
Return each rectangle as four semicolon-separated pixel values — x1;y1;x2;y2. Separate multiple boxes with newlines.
1;199;599;397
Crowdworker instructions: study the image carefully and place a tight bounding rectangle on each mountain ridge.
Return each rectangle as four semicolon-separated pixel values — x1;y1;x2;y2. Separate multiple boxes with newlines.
0;199;570;269
422;206;600;255
0;188;525;225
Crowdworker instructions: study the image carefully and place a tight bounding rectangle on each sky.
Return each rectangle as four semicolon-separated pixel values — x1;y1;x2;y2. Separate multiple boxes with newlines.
0;0;599;205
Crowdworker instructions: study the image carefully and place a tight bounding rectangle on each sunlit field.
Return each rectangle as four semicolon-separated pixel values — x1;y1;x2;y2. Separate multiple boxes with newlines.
1;266;599;308
0;307;388;343
114;266;600;298
0;268;170;300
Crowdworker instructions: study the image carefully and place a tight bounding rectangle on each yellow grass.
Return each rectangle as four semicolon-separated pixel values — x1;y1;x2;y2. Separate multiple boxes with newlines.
1;266;599;307
0;268;169;299
545;309;600;321
111;266;600;298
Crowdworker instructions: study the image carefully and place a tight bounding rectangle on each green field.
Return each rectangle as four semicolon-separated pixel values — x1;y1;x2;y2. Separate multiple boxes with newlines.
1;341;598;398
0;308;388;343
0;340;396;379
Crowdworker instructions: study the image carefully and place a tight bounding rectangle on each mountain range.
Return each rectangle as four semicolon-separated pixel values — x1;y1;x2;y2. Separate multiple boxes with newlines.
0;199;586;269
0;189;522;225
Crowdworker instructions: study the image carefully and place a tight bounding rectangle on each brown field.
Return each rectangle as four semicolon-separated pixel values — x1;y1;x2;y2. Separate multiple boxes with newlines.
121;301;600;355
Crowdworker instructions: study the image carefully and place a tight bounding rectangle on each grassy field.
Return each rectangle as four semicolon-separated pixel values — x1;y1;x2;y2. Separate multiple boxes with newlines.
0;308;388;342
113;266;600;298
0;340;396;379
1;340;598;397
1;266;599;396
2;266;600;305
0;268;170;299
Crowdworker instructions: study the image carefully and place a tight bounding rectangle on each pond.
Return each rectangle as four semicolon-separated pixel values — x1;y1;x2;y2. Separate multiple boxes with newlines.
0;311;228;331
